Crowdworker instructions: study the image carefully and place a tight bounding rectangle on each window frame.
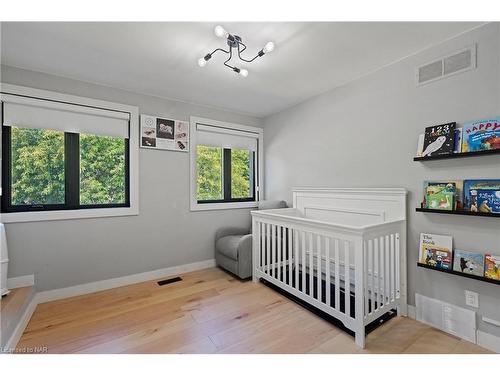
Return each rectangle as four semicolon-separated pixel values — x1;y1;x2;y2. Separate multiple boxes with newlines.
190;116;263;211
0;84;139;223
196;148;256;204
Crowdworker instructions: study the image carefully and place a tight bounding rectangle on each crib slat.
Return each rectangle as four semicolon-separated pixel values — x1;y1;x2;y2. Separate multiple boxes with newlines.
277;226;281;281
266;224;271;275
272;225;277;278
301;231;306;293
334;239;340;310
375;237;380;312
295;230;299;289
364;240;369;318
385;235;390;304
288;228;293;286
395;233;400;298
379;236;385;306
390;233;395;301
344;241;350;317
378;236;384;309
369;239;374;314
325;238;331;307
317;234;322;302
308;233;314;297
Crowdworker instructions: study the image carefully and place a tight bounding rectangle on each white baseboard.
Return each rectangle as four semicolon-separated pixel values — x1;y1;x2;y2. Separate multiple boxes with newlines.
3;259;216;350
407;304;416;320
7;274;34;289
4;294;37;351
37;259;216;304
477;330;500;353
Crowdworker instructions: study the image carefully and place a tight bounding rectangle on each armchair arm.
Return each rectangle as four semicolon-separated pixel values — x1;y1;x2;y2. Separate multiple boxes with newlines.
215;226;250;242
237;234;253;279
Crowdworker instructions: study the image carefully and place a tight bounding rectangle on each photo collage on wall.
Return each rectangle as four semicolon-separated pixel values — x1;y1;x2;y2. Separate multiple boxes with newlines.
140;114;189;152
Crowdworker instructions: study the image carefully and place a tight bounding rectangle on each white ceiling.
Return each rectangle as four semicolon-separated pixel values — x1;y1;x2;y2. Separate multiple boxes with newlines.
0;22;482;118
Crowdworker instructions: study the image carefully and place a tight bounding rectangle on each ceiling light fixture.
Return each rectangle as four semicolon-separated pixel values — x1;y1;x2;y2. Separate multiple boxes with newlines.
198;25;275;77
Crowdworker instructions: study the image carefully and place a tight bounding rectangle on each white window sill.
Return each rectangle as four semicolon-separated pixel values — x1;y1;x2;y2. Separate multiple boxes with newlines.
190;201;258;212
0;206;139;223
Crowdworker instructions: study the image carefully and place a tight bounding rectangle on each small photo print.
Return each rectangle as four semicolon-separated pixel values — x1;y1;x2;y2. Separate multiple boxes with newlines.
142;127;156;138
175;121;189;140
175;140;188;151
142;137;156;147
157;118;175;139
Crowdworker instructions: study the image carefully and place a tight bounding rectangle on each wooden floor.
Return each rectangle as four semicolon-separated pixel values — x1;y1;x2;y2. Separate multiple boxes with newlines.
16;268;493;354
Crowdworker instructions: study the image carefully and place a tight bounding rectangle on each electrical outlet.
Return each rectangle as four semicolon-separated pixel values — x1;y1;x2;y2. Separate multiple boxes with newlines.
465;290;479;308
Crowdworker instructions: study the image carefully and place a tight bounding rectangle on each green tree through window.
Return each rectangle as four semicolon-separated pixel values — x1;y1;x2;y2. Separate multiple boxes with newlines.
10;127;65;205
196;145;223;201
80;134;126;205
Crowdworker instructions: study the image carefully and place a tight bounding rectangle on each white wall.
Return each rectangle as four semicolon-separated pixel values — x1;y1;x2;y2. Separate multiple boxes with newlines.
263;23;500;337
0;64;262;291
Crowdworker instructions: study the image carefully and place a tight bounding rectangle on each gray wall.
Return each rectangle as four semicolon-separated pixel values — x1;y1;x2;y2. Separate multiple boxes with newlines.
263;23;500;336
1;64;262;291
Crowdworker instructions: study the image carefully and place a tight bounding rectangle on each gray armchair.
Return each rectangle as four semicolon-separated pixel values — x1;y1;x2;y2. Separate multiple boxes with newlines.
215;200;287;279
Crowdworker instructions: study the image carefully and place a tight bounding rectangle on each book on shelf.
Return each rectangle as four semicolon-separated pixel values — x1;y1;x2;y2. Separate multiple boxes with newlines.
454;128;463;153
463;179;500;214
452;250;484;277
421;122;456;157
484;254;500;280
423;181;463;211
419;233;452;270
416;133;425;157
461;117;500;152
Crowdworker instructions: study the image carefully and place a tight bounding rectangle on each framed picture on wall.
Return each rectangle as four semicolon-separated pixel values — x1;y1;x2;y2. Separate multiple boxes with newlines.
140;114;189;152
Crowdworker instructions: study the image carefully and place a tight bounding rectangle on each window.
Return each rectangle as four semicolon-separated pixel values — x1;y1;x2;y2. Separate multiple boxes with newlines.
1;92;132;216
190;117;262;211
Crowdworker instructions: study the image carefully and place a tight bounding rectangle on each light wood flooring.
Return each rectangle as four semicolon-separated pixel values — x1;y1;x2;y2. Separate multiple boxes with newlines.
16;268;493;354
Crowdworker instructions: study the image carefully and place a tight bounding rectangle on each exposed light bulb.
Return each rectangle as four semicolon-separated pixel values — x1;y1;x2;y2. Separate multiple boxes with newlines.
214;25;227;38
239;69;249;77
198;57;207;67
263;41;275;53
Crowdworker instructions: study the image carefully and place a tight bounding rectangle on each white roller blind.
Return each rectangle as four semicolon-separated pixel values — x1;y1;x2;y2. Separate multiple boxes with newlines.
2;94;130;138
196;123;258;151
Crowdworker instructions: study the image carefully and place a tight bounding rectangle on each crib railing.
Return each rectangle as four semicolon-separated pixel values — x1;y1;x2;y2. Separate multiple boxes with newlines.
251;213;406;348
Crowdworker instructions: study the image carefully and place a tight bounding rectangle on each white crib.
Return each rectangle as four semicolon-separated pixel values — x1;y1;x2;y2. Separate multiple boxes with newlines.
251;188;407;348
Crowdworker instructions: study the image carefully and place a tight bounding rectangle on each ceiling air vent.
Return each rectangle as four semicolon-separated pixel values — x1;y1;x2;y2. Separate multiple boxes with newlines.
416;44;476;86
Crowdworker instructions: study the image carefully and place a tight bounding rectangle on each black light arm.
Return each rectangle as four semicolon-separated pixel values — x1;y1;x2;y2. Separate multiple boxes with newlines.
237;42;264;63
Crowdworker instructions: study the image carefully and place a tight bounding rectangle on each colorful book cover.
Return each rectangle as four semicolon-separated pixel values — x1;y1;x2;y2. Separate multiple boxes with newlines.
422;122;456;157
454;128;463;153
425;183;455;211
461;117;500;152
484;254;500;280
419;233;453;270
463;179;500;213
452;250;484;276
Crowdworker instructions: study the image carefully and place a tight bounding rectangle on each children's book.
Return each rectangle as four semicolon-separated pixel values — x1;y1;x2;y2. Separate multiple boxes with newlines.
425;182;455;211
419;233;453;270
416;133;425;157
484;254;500;280
454;128;463;153
461;117;500;152
463;179;500;213
452;250;484;276
422;122;456;157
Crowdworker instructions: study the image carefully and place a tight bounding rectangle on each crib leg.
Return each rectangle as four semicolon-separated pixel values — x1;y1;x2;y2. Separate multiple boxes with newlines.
397;300;408;317
355;327;366;349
